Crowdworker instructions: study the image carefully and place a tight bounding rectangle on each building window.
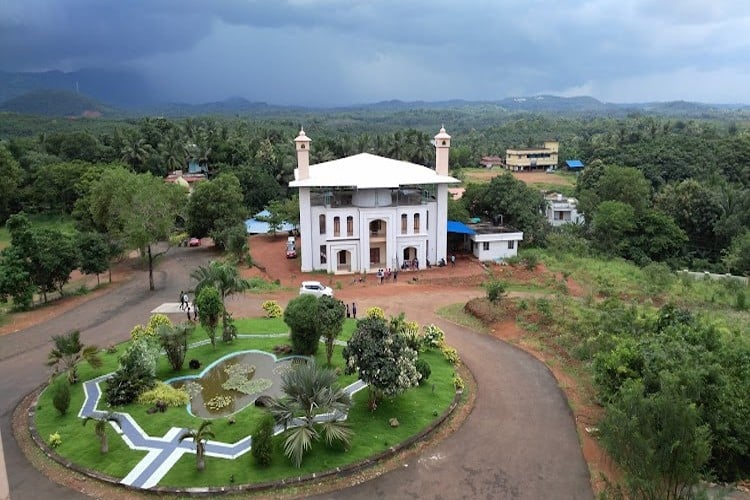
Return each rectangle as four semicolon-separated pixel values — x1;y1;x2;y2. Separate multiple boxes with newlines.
426;210;429;230
483;242;490;251
339;251;347;265
319;214;326;235
334;216;340;237
370;220;381;235
401;214;407;234
413;213;420;232
508;240;515;249
347;216;353;236
320;245;327;264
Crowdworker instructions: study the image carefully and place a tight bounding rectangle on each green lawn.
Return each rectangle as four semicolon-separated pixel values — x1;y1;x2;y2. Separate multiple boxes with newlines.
0;213;76;249
34;318;459;487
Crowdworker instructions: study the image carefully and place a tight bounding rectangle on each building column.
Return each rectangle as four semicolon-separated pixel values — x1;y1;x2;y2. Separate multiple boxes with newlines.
299;188;313;272
436;184;448;262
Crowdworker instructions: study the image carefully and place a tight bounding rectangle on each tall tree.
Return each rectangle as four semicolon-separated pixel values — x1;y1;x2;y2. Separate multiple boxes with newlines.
185;173;246;249
0;144;21;222
317;296;346;366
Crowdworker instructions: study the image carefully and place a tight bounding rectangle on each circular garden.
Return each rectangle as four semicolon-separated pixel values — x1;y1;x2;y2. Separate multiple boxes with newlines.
31;300;465;493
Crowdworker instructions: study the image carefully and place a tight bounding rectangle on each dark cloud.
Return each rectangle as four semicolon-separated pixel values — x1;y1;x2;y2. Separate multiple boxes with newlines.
1;0;749;104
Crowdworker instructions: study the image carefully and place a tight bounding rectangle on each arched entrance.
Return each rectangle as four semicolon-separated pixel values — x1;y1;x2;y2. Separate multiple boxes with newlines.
368;219;387;268
402;246;417;269
336;249;352;273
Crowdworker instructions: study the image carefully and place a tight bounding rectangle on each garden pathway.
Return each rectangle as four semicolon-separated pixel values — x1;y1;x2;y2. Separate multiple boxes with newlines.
77;338;367;489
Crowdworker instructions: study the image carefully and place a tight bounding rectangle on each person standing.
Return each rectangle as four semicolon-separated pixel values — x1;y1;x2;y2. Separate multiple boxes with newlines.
193;305;199;322
179;290;185;310
186;305;192;321
393;269;398;283
346;303;351;318
451;254;456;267
352;302;357;319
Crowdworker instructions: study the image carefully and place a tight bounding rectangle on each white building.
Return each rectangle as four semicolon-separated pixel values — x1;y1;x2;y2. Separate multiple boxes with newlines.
289;127;460;274
464;223;524;262
545;193;584;226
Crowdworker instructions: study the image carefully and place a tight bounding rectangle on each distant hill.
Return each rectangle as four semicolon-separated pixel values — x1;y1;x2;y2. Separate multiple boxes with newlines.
0;89;116;117
0;68;155;107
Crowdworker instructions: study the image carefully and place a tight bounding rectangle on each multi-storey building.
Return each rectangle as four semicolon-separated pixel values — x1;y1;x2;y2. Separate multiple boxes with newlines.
505;141;559;171
289;127;459;273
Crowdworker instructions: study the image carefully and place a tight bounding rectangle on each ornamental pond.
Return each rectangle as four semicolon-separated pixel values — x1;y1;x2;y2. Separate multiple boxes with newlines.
167;350;306;418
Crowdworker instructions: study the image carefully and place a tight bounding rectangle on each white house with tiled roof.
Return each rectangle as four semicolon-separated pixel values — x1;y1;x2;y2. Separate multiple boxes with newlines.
289;127;459;274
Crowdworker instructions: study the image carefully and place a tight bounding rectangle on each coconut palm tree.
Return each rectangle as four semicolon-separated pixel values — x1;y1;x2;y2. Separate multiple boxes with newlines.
267;361;353;468
179;420;215;471
83;412;120;454
47;330;103;384
191;260;250;341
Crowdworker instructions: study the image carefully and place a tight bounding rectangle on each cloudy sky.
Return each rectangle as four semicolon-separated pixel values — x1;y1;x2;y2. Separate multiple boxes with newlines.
1;0;750;105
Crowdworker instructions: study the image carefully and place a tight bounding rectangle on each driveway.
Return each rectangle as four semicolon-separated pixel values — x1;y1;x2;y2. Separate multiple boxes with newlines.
0;249;592;499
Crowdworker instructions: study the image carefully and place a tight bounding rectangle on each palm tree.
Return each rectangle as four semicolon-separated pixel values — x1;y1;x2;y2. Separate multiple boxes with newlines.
47;330;103;384
268;361;353;468
120;136;153;172
191;260;252;302
83;412;120;454
191;260;251;337
179;420;215;471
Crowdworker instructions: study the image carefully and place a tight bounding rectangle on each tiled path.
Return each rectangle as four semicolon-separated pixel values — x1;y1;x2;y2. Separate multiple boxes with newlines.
78;327;366;490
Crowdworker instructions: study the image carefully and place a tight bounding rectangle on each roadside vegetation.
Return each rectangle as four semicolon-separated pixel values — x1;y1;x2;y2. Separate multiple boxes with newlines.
455;249;750;498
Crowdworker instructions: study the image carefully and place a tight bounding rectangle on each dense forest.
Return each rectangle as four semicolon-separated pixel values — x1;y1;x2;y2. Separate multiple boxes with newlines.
1;108;748;280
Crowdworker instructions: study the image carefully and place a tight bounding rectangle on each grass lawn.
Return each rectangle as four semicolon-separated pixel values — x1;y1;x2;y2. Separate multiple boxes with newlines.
35;318;459;487
158;349;458;487
0;213;76;250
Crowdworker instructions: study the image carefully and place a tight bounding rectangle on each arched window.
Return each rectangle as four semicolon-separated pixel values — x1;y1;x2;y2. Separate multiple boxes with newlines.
413;213;420;232
347;216;354;236
319;214;326;235
401;214;407;234
333;216;340;237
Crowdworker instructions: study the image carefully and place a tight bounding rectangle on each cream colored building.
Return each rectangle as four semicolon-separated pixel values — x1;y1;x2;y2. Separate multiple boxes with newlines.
289;127;459;274
505;141;559;171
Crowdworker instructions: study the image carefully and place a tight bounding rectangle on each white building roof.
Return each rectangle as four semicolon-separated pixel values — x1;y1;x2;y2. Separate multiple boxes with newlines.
289;153;459;189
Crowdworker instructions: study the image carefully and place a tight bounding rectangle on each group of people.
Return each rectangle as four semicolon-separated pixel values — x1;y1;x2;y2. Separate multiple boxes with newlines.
345;302;357;319
178;290;199;322
375;268;398;284
400;258;420;271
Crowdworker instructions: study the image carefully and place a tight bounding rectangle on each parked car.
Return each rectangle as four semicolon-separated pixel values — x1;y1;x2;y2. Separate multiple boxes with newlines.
286;236;297;258
188;237;201;247
299;281;333;297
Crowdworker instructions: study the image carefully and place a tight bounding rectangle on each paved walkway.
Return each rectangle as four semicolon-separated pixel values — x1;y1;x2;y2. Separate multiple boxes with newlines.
77;334;367;489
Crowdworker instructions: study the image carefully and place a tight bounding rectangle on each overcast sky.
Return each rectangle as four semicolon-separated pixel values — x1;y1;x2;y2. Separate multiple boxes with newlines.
1;0;749;105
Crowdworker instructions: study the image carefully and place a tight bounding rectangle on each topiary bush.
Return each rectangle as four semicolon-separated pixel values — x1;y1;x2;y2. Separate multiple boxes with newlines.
137;382;189;407
415;358;431;384
251;414;275;466
422;324;445;349
283;294;320;355
52;380;71;415
262;300;283;318
365;306;385;319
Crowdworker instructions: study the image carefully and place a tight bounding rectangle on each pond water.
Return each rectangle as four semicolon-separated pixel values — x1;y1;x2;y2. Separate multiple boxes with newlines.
167;350;304;419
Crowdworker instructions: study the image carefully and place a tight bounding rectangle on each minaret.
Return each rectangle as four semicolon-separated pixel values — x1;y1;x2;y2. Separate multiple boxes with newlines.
434;125;451;175
295;127;311;180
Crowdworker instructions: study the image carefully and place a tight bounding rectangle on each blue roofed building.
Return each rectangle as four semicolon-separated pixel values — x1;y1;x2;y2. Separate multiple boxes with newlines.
565;159;584;170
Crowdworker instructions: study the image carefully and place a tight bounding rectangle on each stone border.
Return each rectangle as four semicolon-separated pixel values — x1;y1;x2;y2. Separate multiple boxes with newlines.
25;380;464;496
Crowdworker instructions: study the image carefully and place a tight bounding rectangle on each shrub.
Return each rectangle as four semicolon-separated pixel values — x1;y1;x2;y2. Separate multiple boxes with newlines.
48;432;62;448
452;374;465;390
484;279;506;303
365;306;385;319
422;324;445;349
103;364;156;406
736;290;748;311
535;298;553;323
504;255;522;266
523;253;539;270
441;346;461;366
283;294;320;356
137;382;189;407
52;381;71;415
251;414;275;466
415;358;431;383
262;300;283;318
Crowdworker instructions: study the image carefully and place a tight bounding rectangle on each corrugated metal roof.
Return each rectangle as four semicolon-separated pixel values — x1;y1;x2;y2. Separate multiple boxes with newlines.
447;220;476;235
565;160;584;168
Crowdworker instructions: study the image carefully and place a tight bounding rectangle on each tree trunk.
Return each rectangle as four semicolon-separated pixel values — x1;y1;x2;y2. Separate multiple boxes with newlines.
101;433;108;454
96;273;100;286
197;454;205;471
147;244;155;291
108;265;112;283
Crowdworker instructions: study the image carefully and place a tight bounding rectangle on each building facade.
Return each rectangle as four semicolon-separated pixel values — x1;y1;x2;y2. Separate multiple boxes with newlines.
289;127;459;274
505;141;559;171
545;193;584;226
